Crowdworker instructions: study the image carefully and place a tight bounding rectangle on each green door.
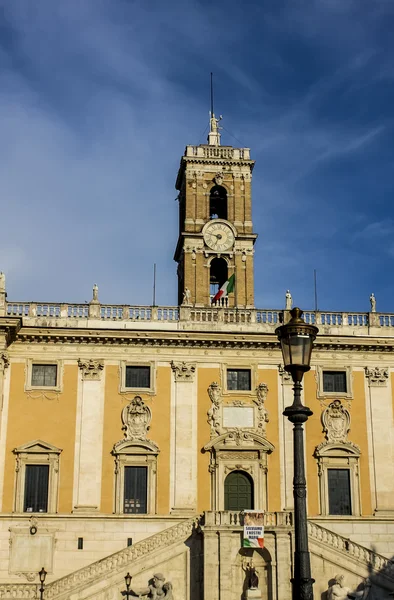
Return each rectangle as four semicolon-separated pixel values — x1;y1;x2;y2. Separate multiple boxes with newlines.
224;471;253;510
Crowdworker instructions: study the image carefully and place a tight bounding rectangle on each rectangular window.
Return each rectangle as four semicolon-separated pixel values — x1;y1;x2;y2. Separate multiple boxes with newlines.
24;465;49;513
31;364;57;387
125;366;150;389
328;469;351;515
323;371;347;393
124;466;147;514
227;369;251;391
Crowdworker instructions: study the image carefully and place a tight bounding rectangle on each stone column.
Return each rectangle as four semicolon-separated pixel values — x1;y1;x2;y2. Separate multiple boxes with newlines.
219;530;234;600
170;361;197;514
279;366;294;510
365;367;394;514
73;359;105;512
275;531;293;600
203;530;220;600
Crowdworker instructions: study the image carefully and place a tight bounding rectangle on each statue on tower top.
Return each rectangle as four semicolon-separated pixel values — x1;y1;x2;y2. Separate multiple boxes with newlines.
207;113;222;146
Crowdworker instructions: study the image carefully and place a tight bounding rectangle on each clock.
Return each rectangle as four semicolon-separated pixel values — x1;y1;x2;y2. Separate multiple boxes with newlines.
203;220;235;252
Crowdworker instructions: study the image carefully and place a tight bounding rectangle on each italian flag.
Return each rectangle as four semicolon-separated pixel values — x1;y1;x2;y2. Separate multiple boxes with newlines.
212;274;235;303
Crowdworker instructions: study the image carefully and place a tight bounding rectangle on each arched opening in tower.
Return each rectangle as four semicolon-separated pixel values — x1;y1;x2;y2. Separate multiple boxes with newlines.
210;258;228;302
209;185;228;220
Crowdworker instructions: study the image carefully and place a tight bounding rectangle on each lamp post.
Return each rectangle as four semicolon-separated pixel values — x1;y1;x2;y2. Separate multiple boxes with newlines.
276;307;318;600
38;567;47;600
124;573;132;598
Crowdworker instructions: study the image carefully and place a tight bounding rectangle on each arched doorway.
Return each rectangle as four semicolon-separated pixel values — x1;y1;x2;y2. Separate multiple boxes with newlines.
224;470;254;510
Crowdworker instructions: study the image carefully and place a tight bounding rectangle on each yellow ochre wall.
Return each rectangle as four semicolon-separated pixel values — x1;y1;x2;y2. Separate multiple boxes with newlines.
3;362;78;513
304;369;372;517
101;365;171;515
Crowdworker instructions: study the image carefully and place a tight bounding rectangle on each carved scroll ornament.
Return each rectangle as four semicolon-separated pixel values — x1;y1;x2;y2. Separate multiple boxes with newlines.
207;381;222;438
254;383;269;435
322;400;350;443
78;358;104;381
0;352;9;372
365;366;389;387
171;361;196;382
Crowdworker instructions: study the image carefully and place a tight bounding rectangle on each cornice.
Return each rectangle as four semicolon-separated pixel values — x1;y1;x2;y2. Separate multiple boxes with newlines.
0;316;22;346
12;326;394;352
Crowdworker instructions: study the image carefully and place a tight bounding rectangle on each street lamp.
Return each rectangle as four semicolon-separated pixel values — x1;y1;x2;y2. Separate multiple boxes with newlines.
38;567;47;600
124;573;132;597
276;307;318;600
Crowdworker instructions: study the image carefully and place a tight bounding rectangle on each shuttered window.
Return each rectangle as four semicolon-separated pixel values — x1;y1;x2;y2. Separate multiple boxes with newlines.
328;469;351;515
323;371;347;393
24;465;49;513
125;366;150;389
227;369;251;391
124;467;147;514
31;364;57;387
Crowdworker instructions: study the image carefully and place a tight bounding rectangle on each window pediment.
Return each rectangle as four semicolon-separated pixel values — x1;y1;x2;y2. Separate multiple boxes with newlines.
204;430;274;454
112;439;159;455
13;440;62;456
315;441;360;458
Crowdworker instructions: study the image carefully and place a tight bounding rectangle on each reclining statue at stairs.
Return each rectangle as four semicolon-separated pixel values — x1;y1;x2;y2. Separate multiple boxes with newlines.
128;572;173;600
328;574;352;600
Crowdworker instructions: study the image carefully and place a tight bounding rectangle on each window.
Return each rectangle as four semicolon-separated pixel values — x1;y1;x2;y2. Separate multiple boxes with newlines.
13;440;62;514
124;466;147;514
323;371;347;393
125;366;150;389
224;471;253;510
328;469;351;515
209;185;228;219
24;465;49;513
227;369;251;391
31;364;57;387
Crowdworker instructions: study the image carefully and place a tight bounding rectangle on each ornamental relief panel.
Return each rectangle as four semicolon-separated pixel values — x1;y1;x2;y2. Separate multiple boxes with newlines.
365;366;389;387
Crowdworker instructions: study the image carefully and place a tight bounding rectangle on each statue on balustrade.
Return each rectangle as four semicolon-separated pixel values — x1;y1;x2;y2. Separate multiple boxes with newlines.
285;290;292;310
182;287;191;305
370;292;376;313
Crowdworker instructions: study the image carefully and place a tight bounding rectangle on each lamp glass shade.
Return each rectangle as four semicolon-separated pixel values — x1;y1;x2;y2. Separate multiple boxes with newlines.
280;332;313;370
125;573;132;588
39;567;47;583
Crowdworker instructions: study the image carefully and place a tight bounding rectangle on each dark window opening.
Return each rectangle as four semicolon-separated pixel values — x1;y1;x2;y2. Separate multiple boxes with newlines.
224;470;253;511
24;465;49;513
127;537;133;547
78;537;83;550
31;364;57;387
328;469;351;515
209;185;227;220
210;258;228;298
323;371;347;393
124;466;147;514
125;366;150;389
227;369;251;391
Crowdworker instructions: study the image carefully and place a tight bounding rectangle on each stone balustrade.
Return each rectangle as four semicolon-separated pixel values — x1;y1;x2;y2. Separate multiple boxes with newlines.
4;301;394;335
204;510;292;528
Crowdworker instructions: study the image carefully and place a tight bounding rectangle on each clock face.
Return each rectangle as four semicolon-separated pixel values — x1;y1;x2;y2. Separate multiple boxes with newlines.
203;221;235;252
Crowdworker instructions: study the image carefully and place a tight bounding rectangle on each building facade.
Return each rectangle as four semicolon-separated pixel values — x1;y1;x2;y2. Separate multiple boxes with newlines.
0;116;394;599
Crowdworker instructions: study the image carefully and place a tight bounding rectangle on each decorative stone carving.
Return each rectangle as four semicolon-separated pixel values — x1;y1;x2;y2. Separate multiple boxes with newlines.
254;383;269;435
78;358;104;381
207;381;222;438
322;400;350;443
369;292;376;313
182;287;191;305
285;289;292;310
0;272;5;292
365;366;389;387
214;171;224;185
127;572;173;599
171;361;196;382
243;558;259;590
0;351;9;372
91;283;99;304
121;396;152;442
327;574;351;600
278;365;292;384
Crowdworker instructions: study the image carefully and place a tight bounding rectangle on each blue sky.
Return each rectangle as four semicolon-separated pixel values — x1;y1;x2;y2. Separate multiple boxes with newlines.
1;0;394;312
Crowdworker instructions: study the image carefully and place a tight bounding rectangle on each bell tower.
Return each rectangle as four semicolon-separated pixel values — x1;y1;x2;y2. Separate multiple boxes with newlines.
174;113;256;308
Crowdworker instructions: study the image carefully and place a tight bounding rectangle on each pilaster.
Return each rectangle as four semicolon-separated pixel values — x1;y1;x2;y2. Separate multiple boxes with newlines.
365;366;394;514
72;359;105;513
170;361;197;514
278;366;294;510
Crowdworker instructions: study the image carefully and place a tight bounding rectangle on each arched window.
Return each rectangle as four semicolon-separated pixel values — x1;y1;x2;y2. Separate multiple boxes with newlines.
209;185;228;220
210;257;228;299
224;470;254;511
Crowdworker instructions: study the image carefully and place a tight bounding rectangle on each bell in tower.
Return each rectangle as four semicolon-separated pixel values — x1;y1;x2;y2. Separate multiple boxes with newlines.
174;111;257;309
